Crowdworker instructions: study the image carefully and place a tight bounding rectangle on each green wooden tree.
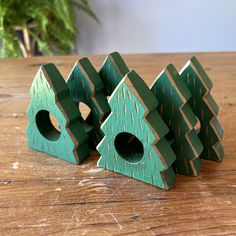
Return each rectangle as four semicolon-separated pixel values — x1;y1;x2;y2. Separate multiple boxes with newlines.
67;57;111;148
99;52;129;96
151;64;203;176
26;63;89;164
180;56;224;161
97;70;176;189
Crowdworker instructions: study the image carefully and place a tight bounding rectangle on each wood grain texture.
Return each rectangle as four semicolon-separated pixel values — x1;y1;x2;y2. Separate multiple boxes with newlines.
151;64;203;176
97;70;176;190
0;52;235;235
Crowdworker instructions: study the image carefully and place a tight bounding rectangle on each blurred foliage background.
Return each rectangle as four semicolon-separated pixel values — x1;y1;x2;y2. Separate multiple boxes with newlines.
0;0;97;58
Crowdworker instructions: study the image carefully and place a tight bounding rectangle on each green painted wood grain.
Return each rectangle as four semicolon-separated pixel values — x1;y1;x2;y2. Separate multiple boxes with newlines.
180;56;224;161
67;58;111;148
151;64;203;176
26;63;89;164
97;70;176;190
99;52;129;96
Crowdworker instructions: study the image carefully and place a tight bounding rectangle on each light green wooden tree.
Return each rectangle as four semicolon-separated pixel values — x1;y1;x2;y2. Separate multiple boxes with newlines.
26;63;89;164
97;70;176;189
67;57;110;148
151;64;203;176
180;56;224;161
99;52;129;96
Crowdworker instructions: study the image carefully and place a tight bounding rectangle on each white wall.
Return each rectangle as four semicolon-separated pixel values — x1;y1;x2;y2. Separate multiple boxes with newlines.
76;0;236;54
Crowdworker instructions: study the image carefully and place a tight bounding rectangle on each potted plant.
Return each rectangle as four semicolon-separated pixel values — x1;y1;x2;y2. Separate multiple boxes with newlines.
0;0;98;58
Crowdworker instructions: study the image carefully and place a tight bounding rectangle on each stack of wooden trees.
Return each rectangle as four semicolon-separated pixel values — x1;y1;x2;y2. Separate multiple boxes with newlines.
26;52;223;189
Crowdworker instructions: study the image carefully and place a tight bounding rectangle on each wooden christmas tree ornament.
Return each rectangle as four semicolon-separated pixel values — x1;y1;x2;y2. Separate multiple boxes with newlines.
151;64;203;176
67;58;111;148
180;56;224;161
97;70;176;190
99;52;130;96
26;63;89;164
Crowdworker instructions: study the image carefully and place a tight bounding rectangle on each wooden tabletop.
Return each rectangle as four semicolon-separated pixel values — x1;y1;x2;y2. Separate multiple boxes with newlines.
0;52;235;236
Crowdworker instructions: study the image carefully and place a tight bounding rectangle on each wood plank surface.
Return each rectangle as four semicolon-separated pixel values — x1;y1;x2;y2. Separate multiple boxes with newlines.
0;52;235;236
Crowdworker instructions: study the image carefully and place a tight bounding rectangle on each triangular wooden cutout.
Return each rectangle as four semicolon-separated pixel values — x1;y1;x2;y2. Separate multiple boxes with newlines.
97;70;176;189
151;64;203;176
99;52;129;96
180;56;224;161
67;57;111;148
26;63;89;164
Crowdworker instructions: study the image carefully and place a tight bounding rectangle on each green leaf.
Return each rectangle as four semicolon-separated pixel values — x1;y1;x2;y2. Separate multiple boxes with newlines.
0;0;98;57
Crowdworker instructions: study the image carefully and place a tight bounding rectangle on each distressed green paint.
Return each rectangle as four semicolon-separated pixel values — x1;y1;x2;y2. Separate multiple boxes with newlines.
99;52;129;96
26;64;89;164
67;58;111;148
151;64;203;176
97;70;176;190
180;56;224;161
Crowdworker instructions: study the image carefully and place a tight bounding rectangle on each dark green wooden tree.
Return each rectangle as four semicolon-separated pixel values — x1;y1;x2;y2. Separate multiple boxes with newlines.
99;52;129;96
26;63;89;164
180;56;224;161
97;70;176;189
67;58;110;148
151;64;203;176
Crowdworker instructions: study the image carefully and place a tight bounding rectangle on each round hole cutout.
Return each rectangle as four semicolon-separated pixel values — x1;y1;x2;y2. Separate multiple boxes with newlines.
114;132;144;163
36;110;61;141
78;102;93;133
194;117;201;134
79;102;91;121
166;130;175;146
49;112;61;132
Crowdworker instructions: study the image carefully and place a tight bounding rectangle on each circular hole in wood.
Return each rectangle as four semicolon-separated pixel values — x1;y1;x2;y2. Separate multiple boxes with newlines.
36;110;61;141
79;102;91;121
114;132;144;163
166;130;175;146
194;117;201;134
78;102;93;133
49;113;61;132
